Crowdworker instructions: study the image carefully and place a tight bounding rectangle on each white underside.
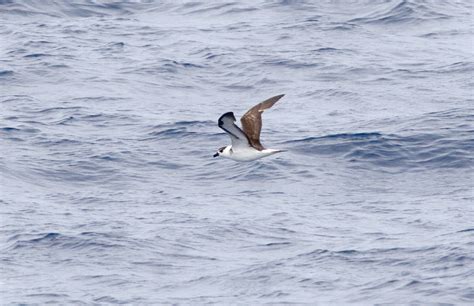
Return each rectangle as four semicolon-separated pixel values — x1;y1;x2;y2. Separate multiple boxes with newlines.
223;146;282;162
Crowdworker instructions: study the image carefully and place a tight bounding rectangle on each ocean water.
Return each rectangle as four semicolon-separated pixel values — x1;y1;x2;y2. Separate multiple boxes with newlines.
1;0;473;304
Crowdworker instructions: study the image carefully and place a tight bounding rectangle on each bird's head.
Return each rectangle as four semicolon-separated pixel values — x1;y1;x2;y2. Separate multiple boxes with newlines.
213;146;229;158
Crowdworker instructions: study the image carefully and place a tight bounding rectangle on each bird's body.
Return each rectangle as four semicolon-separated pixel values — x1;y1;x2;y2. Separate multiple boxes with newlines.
213;94;285;162
218;145;282;162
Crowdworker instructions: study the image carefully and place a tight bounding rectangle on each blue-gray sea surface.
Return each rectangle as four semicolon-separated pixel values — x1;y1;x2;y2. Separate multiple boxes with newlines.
1;0;473;304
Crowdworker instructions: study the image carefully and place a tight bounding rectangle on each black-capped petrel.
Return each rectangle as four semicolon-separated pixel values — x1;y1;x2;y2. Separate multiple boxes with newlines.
213;94;285;162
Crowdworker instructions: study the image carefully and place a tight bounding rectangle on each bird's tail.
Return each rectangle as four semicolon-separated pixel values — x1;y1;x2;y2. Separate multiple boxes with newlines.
268;149;287;154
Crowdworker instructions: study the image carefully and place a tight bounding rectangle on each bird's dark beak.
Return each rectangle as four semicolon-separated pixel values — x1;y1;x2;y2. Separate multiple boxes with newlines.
213;153;219;158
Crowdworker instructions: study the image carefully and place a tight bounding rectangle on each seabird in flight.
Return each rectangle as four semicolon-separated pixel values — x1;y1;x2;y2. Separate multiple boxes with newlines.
213;94;285;162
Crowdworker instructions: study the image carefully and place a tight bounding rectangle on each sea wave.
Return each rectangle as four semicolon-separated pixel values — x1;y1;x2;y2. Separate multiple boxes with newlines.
4;232;125;252
349;0;468;25
286;109;473;171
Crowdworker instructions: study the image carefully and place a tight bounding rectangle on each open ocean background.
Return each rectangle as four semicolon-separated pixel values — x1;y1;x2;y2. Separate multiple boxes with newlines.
1;0;473;304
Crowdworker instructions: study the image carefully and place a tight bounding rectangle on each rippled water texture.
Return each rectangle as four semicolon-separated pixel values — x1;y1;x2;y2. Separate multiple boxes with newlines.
1;0;473;304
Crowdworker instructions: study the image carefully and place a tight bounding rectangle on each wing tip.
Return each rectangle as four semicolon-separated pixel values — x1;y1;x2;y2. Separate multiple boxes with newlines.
218;112;236;126
273;94;285;100
269;94;285;104
264;94;285;108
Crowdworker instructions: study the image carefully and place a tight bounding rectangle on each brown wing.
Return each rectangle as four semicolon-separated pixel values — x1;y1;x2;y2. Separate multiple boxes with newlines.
240;94;284;151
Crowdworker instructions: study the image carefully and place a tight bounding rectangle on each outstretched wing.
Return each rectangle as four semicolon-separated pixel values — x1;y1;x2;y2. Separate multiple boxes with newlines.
218;112;251;149
240;94;284;151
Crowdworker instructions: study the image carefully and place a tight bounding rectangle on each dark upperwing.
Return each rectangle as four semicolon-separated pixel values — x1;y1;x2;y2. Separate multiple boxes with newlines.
240;94;284;151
